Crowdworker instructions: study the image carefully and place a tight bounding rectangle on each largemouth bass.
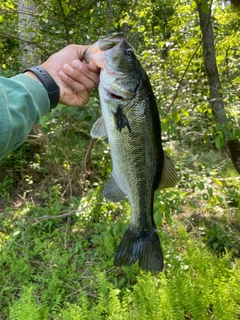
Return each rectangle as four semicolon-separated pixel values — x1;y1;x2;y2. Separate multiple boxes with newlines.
84;33;177;273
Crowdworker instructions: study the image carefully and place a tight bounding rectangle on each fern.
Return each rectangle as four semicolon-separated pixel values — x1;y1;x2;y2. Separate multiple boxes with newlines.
59;303;83;320
2;216;240;320
9;286;45;320
120;238;240;320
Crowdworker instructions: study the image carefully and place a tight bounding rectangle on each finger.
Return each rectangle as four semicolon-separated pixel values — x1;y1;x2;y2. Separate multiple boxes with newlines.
58;74;90;106
71;60;100;85
74;44;89;60
59;73;95;106
87;61;101;74
61;63;98;91
59;69;90;92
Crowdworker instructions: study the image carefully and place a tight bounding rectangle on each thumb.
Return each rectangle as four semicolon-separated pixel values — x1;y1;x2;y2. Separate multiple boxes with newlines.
75;45;90;60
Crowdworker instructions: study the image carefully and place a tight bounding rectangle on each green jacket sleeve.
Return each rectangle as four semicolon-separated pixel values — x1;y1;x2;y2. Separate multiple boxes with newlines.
0;74;50;160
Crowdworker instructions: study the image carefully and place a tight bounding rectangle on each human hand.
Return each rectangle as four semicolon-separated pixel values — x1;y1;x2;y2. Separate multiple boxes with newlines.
41;45;100;106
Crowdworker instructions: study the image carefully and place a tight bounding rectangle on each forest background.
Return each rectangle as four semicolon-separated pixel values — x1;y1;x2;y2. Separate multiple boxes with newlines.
0;0;240;319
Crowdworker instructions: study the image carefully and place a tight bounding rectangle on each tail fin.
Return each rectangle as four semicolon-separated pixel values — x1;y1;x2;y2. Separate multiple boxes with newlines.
114;227;164;273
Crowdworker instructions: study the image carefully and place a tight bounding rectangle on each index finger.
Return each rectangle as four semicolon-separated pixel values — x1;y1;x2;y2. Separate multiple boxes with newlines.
71;60;100;85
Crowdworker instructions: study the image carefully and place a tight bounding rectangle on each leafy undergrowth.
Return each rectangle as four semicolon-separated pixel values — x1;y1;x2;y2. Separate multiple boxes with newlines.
0;204;239;320
0;175;240;319
0;116;240;319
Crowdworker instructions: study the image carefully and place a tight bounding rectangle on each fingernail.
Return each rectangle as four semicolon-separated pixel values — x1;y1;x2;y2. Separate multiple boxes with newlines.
72;60;82;70
59;70;68;80
64;64;73;73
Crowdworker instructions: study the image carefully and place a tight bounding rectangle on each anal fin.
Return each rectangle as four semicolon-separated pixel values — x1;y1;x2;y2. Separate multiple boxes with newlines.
103;173;126;202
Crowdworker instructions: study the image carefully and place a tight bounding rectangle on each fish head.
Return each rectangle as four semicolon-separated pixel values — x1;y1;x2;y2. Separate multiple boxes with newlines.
83;33;142;101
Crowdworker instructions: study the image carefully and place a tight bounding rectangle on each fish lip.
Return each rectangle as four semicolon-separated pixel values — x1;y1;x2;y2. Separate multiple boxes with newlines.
100;71;136;100
102;86;125;100
106;90;124;100
101;83;135;100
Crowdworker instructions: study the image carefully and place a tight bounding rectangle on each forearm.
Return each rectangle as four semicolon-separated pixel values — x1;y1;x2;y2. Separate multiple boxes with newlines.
0;45;99;161
0;74;50;160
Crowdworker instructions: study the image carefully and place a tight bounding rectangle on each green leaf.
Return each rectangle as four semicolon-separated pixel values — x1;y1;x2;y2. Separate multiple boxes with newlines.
207;187;213;197
201;2;210;14
212;178;223;187
181;108;189;117
154;210;162;227
39;115;49;129
5;1;15;9
198;181;205;191
165;211;172;226
215;195;223;204
172;111;181;123
215;134;224;150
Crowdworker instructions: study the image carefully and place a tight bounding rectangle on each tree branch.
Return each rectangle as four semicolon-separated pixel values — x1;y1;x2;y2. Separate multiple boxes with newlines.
165;41;202;116
0;31;51;56
26;204;90;224
57;0;71;44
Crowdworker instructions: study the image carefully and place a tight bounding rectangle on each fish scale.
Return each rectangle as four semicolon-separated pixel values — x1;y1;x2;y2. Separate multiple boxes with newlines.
84;33;177;272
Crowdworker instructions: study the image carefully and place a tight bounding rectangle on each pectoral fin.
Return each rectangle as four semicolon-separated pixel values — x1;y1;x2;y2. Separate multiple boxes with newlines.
91;116;108;140
113;106;131;133
103;172;127;202
158;153;178;189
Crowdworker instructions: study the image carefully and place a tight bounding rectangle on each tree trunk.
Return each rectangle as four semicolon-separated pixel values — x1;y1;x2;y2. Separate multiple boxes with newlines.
197;0;240;173
18;0;40;66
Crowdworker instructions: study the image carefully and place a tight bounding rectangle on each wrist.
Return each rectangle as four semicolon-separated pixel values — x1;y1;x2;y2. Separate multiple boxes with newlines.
24;71;43;85
24;66;60;109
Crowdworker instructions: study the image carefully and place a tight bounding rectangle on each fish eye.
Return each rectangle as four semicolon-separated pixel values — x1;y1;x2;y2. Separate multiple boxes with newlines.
125;48;134;59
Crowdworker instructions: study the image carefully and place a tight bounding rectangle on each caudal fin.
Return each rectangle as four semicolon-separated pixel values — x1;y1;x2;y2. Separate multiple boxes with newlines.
114;227;164;273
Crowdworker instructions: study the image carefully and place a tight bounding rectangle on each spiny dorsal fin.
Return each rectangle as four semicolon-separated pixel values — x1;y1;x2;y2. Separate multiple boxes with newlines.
91;116;108;140
158;153;178;189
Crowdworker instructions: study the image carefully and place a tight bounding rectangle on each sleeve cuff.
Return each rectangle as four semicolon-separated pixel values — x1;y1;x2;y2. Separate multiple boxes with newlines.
11;74;51;118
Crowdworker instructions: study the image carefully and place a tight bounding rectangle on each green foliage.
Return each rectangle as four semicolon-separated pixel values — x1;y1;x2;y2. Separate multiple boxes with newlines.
205;221;233;254
226;187;240;210
1;0;240;319
1;219;239;319
1;146;240;319
9;287;46;320
0;174;14;198
154;188;184;227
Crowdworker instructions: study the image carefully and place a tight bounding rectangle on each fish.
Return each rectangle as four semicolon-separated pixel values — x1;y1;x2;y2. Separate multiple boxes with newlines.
84;33;177;273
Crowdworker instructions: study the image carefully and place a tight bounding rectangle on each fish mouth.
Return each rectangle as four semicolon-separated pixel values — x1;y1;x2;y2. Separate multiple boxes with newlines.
103;87;135;101
107;91;124;100
100;79;134;100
